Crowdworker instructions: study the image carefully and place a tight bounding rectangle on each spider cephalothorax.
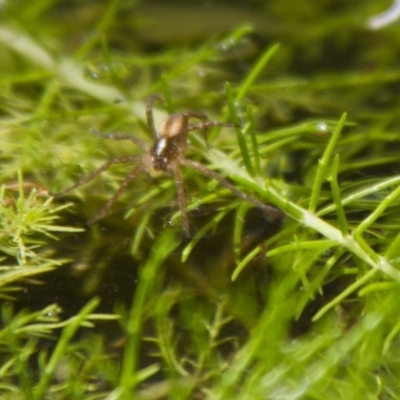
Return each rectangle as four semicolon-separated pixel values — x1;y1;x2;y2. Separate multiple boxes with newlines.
57;95;281;237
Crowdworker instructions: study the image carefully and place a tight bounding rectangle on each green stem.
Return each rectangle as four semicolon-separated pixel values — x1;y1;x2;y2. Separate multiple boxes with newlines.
34;298;100;400
120;231;180;398
309;113;347;212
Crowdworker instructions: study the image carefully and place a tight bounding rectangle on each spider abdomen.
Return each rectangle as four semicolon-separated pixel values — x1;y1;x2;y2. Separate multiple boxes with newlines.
151;115;189;171
151;136;186;171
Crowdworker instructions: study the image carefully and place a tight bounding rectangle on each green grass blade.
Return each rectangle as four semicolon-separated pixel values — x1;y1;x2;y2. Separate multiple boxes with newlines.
120;231;180;397
225;82;255;176
312;269;378;321
309;112;347;212
34;297;100;400
328;154;348;234
235;43;280;102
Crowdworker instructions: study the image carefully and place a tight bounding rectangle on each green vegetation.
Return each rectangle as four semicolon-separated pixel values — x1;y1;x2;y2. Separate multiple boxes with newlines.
0;1;400;399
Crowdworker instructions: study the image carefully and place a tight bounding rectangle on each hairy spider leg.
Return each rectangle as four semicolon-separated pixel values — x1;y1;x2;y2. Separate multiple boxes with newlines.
179;111;209;145
186;120;234;148
169;163;190;237
89;164;145;224
182;111;208;123
55;156;140;197
90;129;149;152
182;159;282;221
187;121;234;132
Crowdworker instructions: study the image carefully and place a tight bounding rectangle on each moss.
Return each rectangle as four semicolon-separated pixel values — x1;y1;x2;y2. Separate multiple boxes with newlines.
0;1;400;399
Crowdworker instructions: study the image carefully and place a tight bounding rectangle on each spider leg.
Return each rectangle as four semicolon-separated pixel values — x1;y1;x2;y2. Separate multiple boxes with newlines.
187;121;234;132
170;163;191;237
89;164;144;224
182;159;282;221
183;111;208;121
183;112;208;139
55;156;139;197
184;111;234;147
90;129;148;152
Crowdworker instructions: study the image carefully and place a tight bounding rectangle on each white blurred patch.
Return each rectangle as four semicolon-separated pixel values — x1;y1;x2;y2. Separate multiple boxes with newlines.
368;0;400;30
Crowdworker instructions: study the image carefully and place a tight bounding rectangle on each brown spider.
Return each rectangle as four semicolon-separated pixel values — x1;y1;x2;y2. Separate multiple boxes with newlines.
56;95;281;237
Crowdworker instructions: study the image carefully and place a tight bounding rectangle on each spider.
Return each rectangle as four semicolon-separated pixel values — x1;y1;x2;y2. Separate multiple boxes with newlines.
56;95;281;237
